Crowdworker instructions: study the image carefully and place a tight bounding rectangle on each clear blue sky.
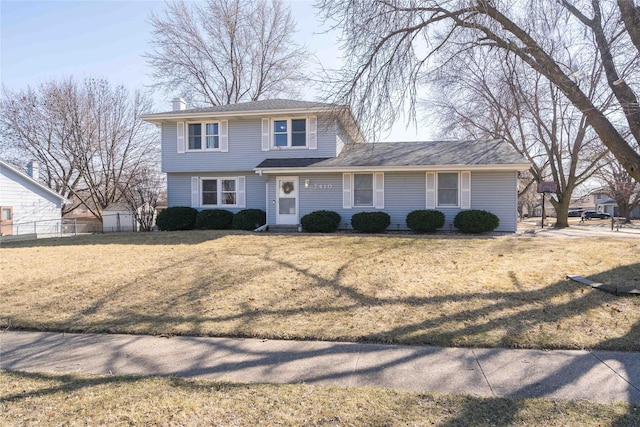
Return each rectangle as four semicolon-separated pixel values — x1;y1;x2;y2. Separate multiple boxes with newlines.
0;0;422;141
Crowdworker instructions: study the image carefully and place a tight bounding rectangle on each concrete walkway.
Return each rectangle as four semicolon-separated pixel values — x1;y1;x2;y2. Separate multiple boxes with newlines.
2;331;639;404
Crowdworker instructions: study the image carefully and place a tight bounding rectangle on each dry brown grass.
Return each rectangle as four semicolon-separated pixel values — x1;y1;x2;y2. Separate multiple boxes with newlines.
1;230;639;350
2;371;638;426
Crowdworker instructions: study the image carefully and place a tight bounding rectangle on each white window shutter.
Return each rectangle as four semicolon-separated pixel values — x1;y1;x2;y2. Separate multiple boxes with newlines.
374;172;384;209
308;116;317;150
261;118;270;151
342;173;352;209
426;172;436;209
177;122;186;153
191;177;199;207
237;176;246;208
220;120;229;152
461;171;471;209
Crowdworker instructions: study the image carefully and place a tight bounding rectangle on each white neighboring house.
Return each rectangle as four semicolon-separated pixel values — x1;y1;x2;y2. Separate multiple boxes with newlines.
0;159;67;236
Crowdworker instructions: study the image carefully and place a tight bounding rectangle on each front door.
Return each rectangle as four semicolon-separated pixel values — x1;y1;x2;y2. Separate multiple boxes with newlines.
276;177;298;225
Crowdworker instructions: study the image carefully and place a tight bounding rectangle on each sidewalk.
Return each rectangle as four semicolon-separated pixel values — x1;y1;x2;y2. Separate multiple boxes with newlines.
2;331;639;404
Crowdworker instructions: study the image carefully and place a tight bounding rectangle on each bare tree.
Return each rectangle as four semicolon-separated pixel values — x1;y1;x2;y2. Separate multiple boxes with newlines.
427;50;607;227
0;79;83;214
595;153;640;222
0;78;158;220
517;171;538;220
146;0;308;106
118;165;165;231
317;0;640;181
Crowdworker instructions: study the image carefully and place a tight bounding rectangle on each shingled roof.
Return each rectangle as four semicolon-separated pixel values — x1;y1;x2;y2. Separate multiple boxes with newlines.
143;99;341;117
255;140;529;170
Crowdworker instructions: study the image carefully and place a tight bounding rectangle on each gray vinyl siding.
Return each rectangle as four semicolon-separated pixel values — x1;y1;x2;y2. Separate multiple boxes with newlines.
167;172;266;214
162;115;338;173
266;170;518;232
470;171;518;232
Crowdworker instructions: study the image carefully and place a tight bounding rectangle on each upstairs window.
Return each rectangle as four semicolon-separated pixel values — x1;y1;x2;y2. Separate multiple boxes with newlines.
273;118;307;148
188;123;202;150
205;123;219;149
188;122;220;150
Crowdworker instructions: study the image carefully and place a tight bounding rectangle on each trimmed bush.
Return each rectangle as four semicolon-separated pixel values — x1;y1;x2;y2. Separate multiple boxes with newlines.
406;210;445;233
454;210;500;234
351;211;391;233
196;209;233;230
301;210;341;233
156;206;198;231
232;209;266;231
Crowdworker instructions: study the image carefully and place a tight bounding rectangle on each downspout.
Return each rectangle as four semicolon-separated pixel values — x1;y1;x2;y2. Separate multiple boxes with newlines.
253;169;268;232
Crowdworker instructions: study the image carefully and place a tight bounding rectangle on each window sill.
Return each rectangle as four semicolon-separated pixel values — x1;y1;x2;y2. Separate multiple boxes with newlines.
271;146;308;150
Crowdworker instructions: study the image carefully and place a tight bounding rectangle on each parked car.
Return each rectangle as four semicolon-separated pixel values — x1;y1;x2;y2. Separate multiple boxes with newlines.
568;210;583;217
583;211;610;219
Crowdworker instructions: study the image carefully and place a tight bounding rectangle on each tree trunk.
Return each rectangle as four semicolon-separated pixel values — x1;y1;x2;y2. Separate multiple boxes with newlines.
550;197;571;228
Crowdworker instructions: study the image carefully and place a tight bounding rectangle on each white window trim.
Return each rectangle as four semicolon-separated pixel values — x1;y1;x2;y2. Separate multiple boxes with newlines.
199;177;241;207
270;117;312;149
343;172;384;209
187;121;221;151
436;171;460;208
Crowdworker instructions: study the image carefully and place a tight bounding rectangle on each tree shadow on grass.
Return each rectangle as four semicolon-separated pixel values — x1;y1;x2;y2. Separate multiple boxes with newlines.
0;229;240;248
2;240;639;424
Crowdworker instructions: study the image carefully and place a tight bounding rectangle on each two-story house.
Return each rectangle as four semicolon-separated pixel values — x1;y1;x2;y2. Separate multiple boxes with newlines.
140;99;529;232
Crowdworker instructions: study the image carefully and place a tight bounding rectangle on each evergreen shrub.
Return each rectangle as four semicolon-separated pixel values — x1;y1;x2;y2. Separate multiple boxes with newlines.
232;209;266;230
156;206;198;231
301;210;341;232
196;209;233;230
406;210;445;233
453;210;500;233
350;211;391;233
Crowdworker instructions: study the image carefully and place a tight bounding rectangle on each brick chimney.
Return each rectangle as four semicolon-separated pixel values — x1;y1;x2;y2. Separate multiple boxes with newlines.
172;98;186;111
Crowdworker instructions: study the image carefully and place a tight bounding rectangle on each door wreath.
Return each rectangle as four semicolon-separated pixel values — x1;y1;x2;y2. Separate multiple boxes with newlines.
282;181;295;194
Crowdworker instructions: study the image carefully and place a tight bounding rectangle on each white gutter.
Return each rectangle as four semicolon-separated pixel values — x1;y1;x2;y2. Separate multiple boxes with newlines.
253;163;531;174
140;106;343;122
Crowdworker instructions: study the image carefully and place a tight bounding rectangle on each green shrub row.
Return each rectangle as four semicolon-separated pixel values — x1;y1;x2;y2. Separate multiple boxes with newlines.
158;207;500;234
406;209;499;234
156;207;266;231
299;209;499;234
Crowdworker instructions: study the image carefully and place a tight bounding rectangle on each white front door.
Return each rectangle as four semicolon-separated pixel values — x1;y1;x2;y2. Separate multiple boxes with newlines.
276;176;299;225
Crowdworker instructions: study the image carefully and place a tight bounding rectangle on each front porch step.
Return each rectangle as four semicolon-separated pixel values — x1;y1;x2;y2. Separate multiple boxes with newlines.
268;225;300;233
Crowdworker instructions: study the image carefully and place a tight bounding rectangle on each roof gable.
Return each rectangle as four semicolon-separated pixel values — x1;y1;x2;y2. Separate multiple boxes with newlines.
0;159;67;203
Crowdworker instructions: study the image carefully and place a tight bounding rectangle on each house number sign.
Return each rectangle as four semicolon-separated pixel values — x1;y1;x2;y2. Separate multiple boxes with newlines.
312;184;333;189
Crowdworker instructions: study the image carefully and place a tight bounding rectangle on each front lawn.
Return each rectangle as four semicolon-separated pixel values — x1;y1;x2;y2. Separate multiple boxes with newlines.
1;230;639;350
2;371;637;426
